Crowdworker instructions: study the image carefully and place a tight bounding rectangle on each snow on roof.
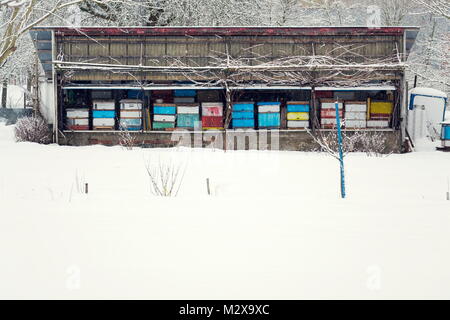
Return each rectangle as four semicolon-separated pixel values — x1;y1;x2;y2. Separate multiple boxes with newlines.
410;87;447;99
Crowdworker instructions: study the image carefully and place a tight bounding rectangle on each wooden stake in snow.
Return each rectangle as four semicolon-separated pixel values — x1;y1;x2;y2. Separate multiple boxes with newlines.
85;183;88;194
206;178;211;196
447;177;449;201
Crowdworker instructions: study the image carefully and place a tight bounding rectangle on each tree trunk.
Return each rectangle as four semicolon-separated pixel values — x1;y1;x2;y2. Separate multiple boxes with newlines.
1;80;7;108
25;70;32;109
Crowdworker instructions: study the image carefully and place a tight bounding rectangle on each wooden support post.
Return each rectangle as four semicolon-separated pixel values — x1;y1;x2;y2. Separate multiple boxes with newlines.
25;71;31;109
51;30;59;144
33;52;41;116
206;178;211;196
311;86;317;133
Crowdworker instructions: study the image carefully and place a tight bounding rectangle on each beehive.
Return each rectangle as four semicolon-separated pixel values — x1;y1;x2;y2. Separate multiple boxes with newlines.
153;103;176;130
92;100;116;130
232;102;255;128
119;99;143;131
257;102;280;129
320;100;343;129
176;103;200;129
65;108;89;130
202;102;224;130
344;101;367;128
286;101;310;129
369;101;393;128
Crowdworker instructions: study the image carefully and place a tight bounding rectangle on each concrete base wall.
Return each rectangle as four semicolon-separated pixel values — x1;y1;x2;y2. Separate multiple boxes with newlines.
59;129;403;153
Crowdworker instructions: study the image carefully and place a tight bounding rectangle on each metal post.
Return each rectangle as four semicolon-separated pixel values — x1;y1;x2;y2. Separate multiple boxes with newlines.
335;101;346;199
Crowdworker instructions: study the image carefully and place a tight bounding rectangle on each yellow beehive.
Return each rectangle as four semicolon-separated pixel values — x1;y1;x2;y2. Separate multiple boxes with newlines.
287;112;309;121
370;101;394;114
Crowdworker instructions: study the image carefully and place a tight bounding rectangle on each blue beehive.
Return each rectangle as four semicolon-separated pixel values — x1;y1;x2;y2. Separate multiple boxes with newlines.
127;90;144;99
257;101;281;128
93;110;115;118
177;114;199;128
257;102;281;106
233;119;255;128
443;125;450;140
174;89;196;97
153;106;176;115
120;125;141;131
287;104;310;113
232;102;255;128
232;111;254;119
120;118;142;126
233;103;254;112
258;113;280;127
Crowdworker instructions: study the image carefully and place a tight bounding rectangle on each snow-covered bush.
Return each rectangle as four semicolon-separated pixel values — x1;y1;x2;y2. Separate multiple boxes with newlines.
308;128;390;157
308;128;360;159
357;131;391;157
145;157;186;197
118;125;138;150
14;115;51;144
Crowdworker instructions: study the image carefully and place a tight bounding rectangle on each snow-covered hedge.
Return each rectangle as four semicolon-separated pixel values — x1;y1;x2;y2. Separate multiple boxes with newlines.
14;116;51;144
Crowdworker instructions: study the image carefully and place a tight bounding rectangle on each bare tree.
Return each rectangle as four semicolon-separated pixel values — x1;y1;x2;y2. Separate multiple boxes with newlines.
0;0;140;68
375;0;410;25
407;12;449;92
298;0;359;25
78;0;268;26
412;0;450;20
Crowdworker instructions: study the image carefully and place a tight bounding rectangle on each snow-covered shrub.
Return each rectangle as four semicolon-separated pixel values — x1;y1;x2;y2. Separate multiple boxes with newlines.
356;131;391;157
118;125;138;150
14;115;51;144
307;128;360;159
145;158;186;197
308;128;390;157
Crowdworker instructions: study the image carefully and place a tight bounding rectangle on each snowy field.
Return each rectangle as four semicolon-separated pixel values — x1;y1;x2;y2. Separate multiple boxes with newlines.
0;121;449;299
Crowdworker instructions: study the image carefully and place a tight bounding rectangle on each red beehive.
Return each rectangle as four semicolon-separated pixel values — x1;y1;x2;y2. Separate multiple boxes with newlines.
370;113;391;120
67;125;89;130
202;116;223;128
321;109;343;118
315;91;333;98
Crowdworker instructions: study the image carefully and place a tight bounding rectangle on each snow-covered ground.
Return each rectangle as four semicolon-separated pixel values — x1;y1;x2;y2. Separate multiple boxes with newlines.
0;122;449;299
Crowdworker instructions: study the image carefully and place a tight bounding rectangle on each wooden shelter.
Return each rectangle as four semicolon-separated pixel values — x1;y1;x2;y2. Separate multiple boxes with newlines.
30;26;419;151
